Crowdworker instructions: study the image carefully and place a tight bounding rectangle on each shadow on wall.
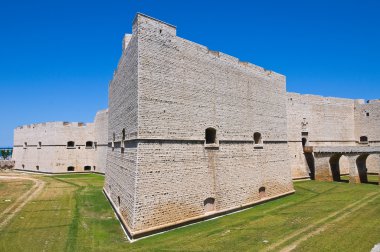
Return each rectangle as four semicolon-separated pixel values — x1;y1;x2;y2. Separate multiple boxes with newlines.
305;153;315;180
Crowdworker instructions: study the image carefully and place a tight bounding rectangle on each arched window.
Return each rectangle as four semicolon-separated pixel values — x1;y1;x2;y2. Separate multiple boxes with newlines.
67;166;75;171
36;165;39;171
37;142;42;149
360;136;368;143
84;166;91;171
259;187;266;199
23;142;27;149
67;141;75;148
253;132;262;145
205;128;216;144
204;197;215;212
86;141;93;148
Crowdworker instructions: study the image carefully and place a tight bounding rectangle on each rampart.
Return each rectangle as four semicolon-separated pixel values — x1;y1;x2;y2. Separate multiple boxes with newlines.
12;109;108;173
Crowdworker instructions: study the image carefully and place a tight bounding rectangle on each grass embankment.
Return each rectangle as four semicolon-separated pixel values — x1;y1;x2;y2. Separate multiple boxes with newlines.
0;174;379;251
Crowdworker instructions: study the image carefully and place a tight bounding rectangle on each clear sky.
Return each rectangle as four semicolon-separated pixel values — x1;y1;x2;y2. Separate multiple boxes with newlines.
0;0;379;147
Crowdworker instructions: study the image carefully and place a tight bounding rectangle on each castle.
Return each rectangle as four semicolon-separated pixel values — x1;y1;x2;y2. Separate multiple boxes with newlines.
12;13;380;239
13;109;108;174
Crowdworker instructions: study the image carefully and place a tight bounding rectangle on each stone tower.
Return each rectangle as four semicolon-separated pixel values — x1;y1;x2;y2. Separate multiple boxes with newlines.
104;13;294;239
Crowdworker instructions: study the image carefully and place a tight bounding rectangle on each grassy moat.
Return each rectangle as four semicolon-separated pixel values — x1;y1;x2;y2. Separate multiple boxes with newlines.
0;173;379;252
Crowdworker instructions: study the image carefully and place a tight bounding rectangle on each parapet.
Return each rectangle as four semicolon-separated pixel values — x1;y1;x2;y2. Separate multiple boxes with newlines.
132;13;176;36
128;13;285;83
15;121;90;130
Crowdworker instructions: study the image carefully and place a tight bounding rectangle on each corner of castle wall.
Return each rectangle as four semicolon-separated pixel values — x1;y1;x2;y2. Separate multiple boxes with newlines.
132;13;177;36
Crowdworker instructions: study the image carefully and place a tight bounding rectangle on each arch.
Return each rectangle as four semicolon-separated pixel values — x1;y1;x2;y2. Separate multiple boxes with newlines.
67;141;75;148
339;155;350;175
204;197;215;212
85;141;93;148
356;154;369;183
360;136;368;143
205;128;216;144
366;154;380;174
67;166;75;172
259;187;266;199
253;132;262;145
329;154;342;182
84;166;91;171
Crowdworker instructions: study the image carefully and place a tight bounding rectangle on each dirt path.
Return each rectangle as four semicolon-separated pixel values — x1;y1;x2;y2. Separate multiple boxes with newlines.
0;174;45;229
265;191;378;252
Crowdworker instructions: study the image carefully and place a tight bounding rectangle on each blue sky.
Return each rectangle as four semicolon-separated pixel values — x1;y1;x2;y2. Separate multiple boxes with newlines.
0;0;379;147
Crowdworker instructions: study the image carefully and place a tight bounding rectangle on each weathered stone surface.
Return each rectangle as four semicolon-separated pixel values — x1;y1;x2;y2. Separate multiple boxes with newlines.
12;109;108;173
105;13;293;238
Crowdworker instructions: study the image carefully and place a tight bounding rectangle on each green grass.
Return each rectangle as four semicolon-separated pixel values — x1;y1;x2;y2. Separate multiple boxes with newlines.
0;174;380;251
0;178;33;214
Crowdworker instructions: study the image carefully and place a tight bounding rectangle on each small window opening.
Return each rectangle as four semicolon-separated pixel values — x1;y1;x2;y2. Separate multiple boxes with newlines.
118;196;121;206
366;112;370;117
23;142;27;149
159;29;162;34
121;129;126;153
112;133;115;151
93;166;96;171
94;142;97;150
86;141;93;148
37;141;42;149
360;136;368;143
36;165;39;171
205;128;216;144
259;187;266;199
204;197;215;212
67;141;75;148
22;164;25;169
67;166;75;171
84;166;91;171
254;132;262;145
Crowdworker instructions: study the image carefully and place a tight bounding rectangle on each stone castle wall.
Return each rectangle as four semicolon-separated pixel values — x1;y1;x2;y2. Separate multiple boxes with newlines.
12;109;108;173
105;13;294;237
287;93;380;178
355;100;380;173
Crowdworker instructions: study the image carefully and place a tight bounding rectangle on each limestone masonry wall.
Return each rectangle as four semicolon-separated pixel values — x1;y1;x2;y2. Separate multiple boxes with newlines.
105;13;293;237
13;109;108;173
11;12;380;240
287;93;380;178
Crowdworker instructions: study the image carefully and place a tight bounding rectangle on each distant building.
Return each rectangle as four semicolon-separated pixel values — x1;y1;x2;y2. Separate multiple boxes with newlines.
12;109;108;173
